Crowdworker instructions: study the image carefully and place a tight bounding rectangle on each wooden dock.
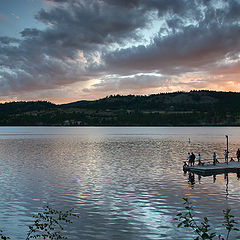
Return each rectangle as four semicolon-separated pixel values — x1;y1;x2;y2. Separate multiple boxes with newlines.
183;161;240;176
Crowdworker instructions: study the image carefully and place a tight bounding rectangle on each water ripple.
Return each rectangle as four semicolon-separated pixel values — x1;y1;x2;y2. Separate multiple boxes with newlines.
0;127;240;239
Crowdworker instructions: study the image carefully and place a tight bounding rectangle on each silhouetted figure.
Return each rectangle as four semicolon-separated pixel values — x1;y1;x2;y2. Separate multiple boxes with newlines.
213;152;217;166
237;171;240;180
230;157;235;162
190;152;195;166
236;148;240;162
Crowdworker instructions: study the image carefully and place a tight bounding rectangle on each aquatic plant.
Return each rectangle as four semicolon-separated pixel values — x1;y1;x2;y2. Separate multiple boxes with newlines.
175;198;239;240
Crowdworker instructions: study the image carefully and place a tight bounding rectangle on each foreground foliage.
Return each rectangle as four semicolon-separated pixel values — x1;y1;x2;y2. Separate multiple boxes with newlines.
175;198;239;240
1;199;240;239
0;206;78;240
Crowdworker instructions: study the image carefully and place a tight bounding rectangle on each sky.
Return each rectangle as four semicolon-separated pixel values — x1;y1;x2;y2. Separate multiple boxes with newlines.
1;0;240;104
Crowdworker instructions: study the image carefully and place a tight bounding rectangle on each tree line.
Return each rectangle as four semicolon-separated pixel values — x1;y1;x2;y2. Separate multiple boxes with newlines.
1;91;240;126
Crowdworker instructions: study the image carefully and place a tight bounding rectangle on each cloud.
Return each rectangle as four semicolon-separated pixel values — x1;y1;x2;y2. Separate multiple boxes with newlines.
84;74;172;92
104;23;240;76
0;0;150;97
36;0;148;48
0;36;21;44
1;0;240;103
104;1;240;76
20;28;41;37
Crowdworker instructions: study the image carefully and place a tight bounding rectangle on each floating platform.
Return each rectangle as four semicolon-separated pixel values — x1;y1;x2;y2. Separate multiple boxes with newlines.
183;161;240;176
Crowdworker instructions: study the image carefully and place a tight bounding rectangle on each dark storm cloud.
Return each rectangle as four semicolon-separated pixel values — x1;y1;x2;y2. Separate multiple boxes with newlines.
103;0;185;13
21;28;41;37
0;36;20;44
104;23;240;74
104;0;240;76
36;0;148;48
1;0;240;100
0;0;150;96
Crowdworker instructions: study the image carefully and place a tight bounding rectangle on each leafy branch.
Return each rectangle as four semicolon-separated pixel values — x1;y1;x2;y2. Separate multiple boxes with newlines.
175;198;239;240
25;206;79;240
0;230;10;240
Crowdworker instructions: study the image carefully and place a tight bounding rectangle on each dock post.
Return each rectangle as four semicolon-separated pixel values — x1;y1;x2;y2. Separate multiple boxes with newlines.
226;135;229;164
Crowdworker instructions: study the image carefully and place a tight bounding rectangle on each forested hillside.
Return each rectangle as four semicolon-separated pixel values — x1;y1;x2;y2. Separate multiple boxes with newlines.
1;91;240;126
65;90;240;112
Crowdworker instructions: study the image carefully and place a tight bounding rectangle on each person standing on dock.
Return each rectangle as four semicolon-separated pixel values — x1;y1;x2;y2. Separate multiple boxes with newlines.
213;152;217;166
191;152;195;166
198;153;202;165
224;150;228;162
236;148;240;162
188;152;191;166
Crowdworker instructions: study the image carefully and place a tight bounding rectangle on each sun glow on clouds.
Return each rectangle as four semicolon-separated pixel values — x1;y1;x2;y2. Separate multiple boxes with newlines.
76;50;87;64
1;0;240;103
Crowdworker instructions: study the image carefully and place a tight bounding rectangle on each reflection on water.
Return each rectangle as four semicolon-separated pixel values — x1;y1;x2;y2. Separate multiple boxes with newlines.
188;172;195;187
0;127;240;239
185;171;240;199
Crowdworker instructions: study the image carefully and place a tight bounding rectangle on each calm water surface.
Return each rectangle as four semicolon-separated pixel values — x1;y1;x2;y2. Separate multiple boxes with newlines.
0;127;240;239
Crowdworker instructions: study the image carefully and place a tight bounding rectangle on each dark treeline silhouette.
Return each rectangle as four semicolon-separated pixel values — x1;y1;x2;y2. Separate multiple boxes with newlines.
67;90;240;112
0;101;56;114
1;90;240;126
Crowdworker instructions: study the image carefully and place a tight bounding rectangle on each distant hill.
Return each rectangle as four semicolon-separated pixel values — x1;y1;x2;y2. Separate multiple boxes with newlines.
61;90;240;112
0;101;56;114
61;100;92;108
1;90;240;126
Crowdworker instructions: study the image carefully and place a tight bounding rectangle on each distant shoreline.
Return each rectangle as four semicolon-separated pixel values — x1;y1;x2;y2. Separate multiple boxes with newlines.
1;124;240;127
1;91;240;126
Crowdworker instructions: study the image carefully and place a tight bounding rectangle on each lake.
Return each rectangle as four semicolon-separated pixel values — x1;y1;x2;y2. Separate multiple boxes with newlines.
0;126;240;239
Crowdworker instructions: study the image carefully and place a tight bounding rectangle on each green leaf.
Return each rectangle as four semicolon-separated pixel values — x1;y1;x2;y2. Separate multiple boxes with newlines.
177;223;183;228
